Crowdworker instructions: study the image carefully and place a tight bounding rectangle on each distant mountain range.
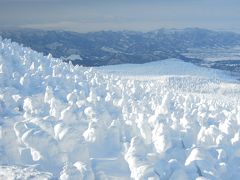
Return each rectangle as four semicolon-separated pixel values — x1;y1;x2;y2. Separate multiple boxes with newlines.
1;28;240;73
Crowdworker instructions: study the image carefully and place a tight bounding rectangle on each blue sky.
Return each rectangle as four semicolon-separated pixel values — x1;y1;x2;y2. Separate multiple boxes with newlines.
0;0;239;32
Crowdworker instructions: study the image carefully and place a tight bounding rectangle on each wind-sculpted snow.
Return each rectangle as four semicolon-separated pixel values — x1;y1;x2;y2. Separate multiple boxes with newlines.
1;37;240;179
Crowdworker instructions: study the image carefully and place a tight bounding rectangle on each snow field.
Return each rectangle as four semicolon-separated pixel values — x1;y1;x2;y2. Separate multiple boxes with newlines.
1;37;240;179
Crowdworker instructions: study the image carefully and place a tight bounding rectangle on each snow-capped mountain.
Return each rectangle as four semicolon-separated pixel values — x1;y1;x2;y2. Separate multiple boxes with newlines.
1;28;240;73
1;36;240;179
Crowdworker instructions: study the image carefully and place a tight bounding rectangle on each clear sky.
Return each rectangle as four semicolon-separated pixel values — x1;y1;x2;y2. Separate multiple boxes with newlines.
0;0;239;32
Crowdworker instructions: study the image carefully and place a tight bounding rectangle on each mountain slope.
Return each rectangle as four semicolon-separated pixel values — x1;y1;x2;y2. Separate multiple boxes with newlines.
1;38;240;179
1;28;240;72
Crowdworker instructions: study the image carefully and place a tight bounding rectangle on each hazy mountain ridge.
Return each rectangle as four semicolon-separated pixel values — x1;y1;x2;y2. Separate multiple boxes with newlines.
1;28;240;72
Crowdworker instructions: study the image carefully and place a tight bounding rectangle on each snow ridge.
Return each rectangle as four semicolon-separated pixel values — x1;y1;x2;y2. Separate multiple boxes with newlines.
1;37;240;179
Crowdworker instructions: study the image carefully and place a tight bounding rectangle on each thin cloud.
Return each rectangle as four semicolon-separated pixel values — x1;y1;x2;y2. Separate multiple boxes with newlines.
0;0;239;32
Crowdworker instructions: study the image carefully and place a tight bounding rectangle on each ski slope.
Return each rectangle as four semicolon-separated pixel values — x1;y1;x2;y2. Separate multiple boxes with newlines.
1;37;240;179
96;58;233;79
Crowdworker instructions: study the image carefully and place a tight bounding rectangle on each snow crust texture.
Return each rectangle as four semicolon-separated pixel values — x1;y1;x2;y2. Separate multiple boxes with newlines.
1;37;240;179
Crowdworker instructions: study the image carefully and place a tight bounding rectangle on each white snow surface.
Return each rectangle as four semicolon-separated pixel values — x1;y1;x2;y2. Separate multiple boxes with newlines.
96;58;237;80
62;54;83;61
1;37;240;179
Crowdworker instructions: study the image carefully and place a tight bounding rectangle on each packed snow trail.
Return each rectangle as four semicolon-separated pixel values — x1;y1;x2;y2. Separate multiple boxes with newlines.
1;37;240;179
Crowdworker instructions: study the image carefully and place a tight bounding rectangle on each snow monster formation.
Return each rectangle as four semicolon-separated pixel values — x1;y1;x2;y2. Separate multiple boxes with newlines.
1;37;240;179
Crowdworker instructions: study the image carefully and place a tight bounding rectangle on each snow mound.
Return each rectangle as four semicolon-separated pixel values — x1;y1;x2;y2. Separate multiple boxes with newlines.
0;165;52;179
1;37;240;179
96;58;237;81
